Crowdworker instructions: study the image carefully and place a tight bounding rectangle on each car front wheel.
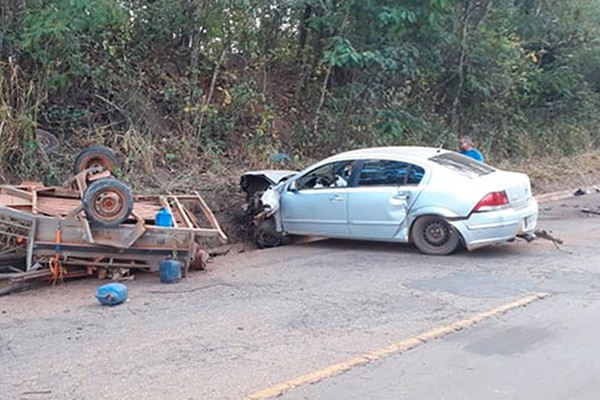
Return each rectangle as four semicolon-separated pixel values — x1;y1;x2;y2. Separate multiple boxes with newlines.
255;218;284;249
411;216;460;255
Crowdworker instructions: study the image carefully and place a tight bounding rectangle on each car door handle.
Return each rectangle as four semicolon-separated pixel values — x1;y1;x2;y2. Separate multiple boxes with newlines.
392;193;409;201
329;195;344;202
389;193;408;206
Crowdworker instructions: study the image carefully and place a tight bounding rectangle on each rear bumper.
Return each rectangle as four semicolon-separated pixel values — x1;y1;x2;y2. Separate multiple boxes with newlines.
451;199;538;251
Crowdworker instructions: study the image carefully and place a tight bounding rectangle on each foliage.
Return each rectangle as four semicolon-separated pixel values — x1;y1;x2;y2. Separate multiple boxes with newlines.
1;0;600;182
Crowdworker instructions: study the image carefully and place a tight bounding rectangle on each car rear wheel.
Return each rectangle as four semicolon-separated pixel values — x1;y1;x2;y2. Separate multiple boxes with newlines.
255;218;284;249
411;216;460;255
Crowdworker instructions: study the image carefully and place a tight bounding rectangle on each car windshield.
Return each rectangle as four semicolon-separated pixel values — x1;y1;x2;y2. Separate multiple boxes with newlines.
430;153;495;176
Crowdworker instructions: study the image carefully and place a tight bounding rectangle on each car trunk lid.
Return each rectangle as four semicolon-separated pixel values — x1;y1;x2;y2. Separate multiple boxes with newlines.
478;170;533;210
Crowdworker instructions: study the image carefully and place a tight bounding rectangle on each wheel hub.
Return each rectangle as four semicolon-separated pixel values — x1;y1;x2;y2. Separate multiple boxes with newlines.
424;221;450;246
94;191;123;218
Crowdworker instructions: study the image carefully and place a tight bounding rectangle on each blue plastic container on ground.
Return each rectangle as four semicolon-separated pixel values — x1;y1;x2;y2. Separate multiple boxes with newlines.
96;283;128;306
155;207;173;227
160;259;181;284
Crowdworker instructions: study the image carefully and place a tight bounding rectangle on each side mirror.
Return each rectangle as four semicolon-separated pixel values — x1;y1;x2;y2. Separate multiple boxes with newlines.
288;181;299;192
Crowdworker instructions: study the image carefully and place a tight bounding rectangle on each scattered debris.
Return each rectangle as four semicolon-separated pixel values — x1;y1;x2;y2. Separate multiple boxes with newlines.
534;229;564;248
96;283;128;306
581;208;600;216
0;147;227;295
517;233;536;243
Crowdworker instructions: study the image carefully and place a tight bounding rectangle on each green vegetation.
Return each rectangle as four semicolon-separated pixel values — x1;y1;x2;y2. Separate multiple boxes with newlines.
1;0;600;184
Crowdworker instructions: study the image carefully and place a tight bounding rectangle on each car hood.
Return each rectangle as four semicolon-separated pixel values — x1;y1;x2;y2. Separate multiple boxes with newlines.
241;170;298;186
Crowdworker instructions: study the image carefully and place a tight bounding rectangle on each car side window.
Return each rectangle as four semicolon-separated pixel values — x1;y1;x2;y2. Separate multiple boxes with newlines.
407;164;425;184
296;161;355;190
357;160;425;186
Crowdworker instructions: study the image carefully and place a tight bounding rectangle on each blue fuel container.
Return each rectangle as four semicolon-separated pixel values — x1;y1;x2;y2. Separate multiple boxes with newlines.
160;259;181;284
155;207;173;227
96;283;128;306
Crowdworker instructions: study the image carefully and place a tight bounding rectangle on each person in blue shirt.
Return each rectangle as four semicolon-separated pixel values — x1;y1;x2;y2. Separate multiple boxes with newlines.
458;135;484;162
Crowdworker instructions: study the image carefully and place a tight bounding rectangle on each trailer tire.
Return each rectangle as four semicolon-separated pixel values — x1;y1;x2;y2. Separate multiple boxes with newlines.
35;129;60;154
73;146;119;174
83;178;133;227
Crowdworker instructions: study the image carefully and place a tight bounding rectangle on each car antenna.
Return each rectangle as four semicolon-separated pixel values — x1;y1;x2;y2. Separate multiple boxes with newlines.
436;139;446;153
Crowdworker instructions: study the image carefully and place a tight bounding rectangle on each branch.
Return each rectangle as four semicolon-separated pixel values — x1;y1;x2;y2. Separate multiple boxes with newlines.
312;65;332;135
196;46;228;144
93;94;134;127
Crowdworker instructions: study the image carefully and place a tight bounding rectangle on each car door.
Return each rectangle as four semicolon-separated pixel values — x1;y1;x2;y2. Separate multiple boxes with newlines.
280;160;356;236
347;159;426;238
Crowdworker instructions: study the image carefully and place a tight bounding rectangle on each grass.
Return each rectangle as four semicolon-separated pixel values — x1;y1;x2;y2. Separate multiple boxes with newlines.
496;150;600;194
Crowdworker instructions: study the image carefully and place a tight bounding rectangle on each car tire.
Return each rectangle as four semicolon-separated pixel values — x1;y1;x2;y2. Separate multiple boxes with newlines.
82;178;133;227
73;146;119;174
411;216;460;255
255;218;284;249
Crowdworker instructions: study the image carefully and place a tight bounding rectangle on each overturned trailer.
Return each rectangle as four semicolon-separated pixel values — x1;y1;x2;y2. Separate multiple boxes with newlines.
0;147;227;293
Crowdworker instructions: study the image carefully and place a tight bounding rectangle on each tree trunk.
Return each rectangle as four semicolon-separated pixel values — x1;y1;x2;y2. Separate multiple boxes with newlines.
297;4;312;58
449;1;475;133
313;65;332;134
196;47;228;145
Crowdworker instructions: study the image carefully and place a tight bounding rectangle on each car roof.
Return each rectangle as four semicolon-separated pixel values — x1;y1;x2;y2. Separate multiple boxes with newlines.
328;146;451;162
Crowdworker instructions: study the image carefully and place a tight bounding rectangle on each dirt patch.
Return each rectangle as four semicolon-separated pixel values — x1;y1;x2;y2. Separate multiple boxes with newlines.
496;150;600;195
538;192;600;220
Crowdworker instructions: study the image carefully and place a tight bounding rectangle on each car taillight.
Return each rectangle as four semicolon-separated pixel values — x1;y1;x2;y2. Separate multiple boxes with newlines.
472;191;509;212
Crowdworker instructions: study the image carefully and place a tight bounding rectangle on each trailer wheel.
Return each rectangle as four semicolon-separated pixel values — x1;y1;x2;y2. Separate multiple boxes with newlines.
35;129;60;154
83;178;133;227
73;146;119;174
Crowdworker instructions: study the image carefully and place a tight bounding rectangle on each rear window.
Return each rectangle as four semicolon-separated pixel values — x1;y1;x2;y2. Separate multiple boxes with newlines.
430;153;495;176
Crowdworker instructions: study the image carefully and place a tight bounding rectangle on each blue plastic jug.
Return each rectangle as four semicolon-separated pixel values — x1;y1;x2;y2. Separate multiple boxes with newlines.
95;283;128;306
155;207;173;227
160;259;181;284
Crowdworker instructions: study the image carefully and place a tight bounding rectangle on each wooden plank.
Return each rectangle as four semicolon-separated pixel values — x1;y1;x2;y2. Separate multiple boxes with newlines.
171;196;193;228
0;193;32;207
47;187;81;198
193;191;228;242
31;189;39;214
183;206;201;229
77;214;94;244
35;197;81;217
122;216;147;248
88;171;111;182
76;173;88;197
1;187;33;203
33;196;162;220
17;181;44;189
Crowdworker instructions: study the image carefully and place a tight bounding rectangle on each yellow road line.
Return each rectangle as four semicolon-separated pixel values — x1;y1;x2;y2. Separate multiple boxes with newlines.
246;292;549;400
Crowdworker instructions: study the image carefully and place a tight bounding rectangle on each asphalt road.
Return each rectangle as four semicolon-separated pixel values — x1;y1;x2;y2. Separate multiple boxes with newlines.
282;295;600;400
1;193;600;400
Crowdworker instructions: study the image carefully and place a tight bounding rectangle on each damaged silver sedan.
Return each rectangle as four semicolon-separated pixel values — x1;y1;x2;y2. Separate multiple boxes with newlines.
240;146;538;255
